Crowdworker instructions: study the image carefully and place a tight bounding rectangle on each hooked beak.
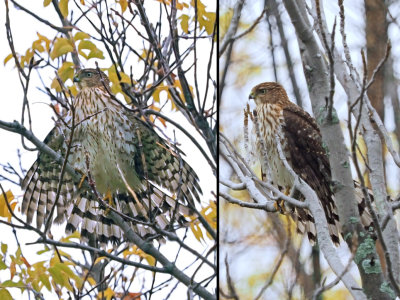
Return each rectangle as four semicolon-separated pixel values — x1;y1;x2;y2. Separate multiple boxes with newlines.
249;92;255;100
73;76;80;83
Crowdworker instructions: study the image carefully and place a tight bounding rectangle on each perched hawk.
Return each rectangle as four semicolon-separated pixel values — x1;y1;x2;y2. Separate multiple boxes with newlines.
22;68;201;244
249;82;341;244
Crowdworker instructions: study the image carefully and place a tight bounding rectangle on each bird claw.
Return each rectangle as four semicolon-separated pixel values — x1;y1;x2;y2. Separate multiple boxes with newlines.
103;190;113;212
274;200;287;214
77;172;87;189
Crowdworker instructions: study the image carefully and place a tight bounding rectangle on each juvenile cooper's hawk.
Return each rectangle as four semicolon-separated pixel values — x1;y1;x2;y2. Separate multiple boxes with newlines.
22;68;201;244
249;82;341;244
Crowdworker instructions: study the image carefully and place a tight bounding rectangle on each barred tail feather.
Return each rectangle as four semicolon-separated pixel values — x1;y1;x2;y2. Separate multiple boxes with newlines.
353;181;374;230
293;206;340;245
23;161;196;246
21;162;40;218
293;207;317;245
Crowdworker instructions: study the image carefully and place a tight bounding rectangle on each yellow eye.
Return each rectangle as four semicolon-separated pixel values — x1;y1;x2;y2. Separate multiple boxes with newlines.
259;88;266;94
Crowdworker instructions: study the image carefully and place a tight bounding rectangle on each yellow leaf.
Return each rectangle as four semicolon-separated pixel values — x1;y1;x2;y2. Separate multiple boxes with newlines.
0;190;15;221
0;289;12;300
37;33;51;52
78;40;104;60
43;0;52;6
120;72;131;84
52;250;71;261
155;0;171;5
199;11;216;35
193;0;215;35
138;48;154;61
180;15;189;33
69;85;78;96
1;243;7;255
9;261;16;280
152;85;169;103
98;287;115;300
145;255;156;266
94;256;106;265
78;40;96;51
58;61;75;82
32;40;45;52
74;31;90;41
192;0;206;13
190;222;204;242
60;230;80;242
175;0;187;10
155;0;187;9
3;53;13;66
117;0;128;13
59;0;69;18
87;275;97;286
80;0;85;4
200;201;216;230
21;256;31;268
219;9;233;38
39;273;51;291
172;79;191;109
51;77;62;92
124;246;156;266
50;38;73;60
20;49;34;68
148;104;167;127
87;48;104;59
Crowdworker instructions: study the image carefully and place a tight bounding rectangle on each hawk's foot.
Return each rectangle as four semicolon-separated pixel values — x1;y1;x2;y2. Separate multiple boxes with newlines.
103;190;113;213
76;171;87;189
275;187;291;214
274;200;287;214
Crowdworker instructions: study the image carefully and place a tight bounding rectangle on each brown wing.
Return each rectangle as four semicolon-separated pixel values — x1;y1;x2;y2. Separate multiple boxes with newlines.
282;103;340;244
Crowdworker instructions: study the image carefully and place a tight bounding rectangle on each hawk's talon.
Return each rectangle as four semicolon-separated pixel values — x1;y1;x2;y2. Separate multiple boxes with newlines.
275;187;291;214
274;200;287;214
103;190;113;213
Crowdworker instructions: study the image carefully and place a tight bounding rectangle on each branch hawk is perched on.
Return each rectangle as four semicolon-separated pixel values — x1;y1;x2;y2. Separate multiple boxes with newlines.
22;68;202;244
249;82;341;244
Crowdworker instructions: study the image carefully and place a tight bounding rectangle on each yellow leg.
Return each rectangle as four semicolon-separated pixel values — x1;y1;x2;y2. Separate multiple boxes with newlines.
103;190;113;214
104;190;113;205
78;174;87;189
275;187;291;214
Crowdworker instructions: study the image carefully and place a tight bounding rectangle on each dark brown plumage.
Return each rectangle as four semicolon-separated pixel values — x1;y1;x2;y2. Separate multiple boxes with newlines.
249;82;340;244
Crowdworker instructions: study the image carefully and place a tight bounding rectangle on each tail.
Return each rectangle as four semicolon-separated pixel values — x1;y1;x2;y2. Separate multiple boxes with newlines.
65;183;193;245
290;190;340;245
21;160;75;229
353;181;374;230
293;206;340;246
293;181;375;246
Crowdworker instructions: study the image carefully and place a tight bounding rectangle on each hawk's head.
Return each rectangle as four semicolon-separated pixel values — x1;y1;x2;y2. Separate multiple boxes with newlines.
249;82;289;105
73;68;110;89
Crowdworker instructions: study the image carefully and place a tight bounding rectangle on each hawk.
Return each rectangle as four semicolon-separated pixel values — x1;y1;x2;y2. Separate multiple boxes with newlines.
249;82;342;244
21;68;202;245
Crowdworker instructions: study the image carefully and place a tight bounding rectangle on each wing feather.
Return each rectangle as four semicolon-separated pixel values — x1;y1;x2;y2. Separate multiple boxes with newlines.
282;104;340;244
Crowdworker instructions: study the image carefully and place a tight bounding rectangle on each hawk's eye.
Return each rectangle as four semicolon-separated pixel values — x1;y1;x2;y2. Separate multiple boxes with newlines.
259;88;266;94
86;72;93;77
